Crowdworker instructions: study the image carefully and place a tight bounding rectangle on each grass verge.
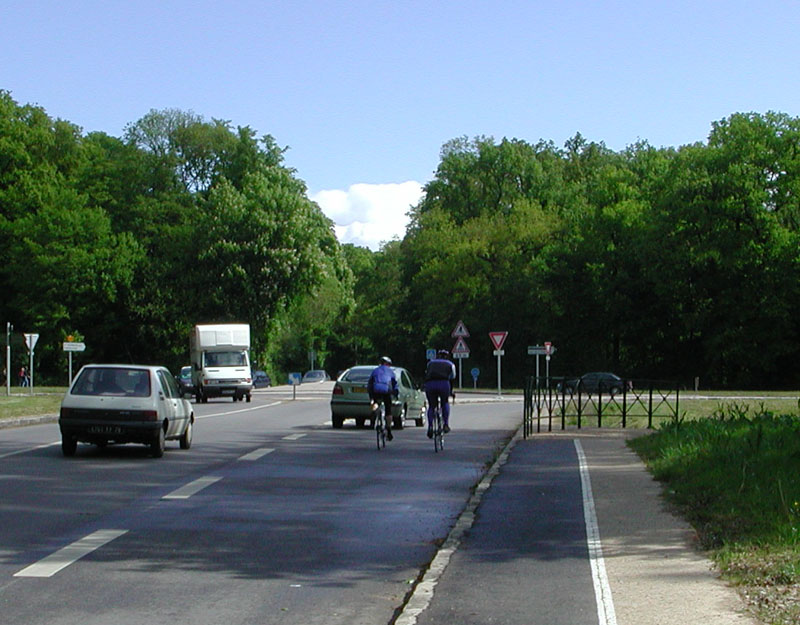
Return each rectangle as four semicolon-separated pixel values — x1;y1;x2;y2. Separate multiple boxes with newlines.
628;403;800;625
0;388;66;421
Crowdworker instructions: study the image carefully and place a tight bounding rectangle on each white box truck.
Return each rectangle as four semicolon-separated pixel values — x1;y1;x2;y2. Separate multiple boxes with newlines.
191;324;253;403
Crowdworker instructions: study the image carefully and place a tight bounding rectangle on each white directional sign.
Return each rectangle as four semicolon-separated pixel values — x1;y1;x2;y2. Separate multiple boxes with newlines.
63;342;86;352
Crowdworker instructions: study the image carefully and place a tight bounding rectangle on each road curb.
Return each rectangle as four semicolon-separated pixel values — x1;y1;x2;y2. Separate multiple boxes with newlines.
0;414;58;429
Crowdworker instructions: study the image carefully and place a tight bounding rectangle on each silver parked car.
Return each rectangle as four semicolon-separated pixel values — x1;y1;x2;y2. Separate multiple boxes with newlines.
59;364;194;458
330;365;426;429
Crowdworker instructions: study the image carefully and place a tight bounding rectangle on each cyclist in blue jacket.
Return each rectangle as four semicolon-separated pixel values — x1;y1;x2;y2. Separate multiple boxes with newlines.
368;356;399;440
424;349;456;438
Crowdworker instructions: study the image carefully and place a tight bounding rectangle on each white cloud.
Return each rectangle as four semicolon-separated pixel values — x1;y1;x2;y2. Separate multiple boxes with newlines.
312;181;424;251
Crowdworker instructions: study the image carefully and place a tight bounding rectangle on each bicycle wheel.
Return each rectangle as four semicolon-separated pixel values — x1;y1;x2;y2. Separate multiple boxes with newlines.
433;406;444;453
376;405;386;450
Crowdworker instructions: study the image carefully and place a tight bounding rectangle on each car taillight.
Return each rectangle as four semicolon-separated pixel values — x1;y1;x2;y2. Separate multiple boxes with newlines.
332;384;344;395
60;407;72;419
142;410;158;421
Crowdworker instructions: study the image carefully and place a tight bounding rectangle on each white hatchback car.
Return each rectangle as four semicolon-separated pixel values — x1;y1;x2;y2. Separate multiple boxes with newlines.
59;364;194;458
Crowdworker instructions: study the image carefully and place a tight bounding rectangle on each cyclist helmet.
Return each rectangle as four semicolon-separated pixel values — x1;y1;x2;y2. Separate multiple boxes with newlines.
379;356;392;365
437;349;450;359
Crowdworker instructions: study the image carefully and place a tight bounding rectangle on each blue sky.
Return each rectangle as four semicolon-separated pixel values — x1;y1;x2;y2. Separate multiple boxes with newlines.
3;1;799;249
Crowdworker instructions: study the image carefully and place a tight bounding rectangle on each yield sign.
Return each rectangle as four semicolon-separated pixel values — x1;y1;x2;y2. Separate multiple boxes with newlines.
489;331;508;350
452;336;470;355
451;320;470;338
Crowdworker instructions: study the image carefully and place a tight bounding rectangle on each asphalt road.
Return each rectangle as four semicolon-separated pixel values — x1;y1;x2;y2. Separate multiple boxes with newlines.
0;384;522;625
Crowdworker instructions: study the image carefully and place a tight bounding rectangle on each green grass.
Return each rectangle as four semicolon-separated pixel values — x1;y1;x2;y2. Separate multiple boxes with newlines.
629;403;800;625
0;387;66;420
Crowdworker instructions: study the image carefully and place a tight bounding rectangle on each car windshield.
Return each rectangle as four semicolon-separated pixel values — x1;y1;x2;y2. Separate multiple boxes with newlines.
303;370;326;381
204;351;247;367
71;367;151;397
180;366;191;380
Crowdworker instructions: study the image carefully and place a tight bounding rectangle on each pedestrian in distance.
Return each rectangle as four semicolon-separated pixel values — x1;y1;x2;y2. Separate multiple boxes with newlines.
424;349;456;438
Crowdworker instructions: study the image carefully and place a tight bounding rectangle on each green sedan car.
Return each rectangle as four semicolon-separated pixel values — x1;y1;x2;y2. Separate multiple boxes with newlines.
330;365;427;429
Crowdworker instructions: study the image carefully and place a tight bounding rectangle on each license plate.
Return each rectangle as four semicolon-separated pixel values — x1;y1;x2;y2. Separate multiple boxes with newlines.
351;386;367;394
88;425;123;435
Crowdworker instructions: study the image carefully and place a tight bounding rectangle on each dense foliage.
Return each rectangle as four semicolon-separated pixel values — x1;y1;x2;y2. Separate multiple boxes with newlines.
0;92;351;382
2;89;799;388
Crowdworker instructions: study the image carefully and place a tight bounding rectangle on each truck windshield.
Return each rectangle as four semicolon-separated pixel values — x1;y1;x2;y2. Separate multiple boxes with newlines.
205;351;247;367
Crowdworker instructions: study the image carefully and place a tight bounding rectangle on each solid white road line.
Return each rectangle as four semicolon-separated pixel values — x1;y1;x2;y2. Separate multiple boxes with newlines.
575;439;618;625
196;401;283;419
14;529;128;578
238;448;275;461
162;476;222;500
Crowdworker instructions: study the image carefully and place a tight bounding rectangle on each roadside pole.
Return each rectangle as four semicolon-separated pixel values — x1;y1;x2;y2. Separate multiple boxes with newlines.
5;322;12;396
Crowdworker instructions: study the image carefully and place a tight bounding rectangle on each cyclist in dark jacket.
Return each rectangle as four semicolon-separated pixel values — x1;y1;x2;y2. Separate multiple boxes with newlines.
424;349;456;438
368;356;398;440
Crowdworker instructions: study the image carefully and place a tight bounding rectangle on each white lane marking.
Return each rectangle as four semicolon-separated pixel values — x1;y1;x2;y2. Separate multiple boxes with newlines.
239;448;275;461
282;433;306;441
162;475;222;500
0;441;60;460
14;529;128;578
196;401;283;419
575;439;618;625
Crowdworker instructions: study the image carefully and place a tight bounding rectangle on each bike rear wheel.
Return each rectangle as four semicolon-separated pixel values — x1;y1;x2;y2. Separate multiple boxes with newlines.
433;406;444;453
376;405;386;450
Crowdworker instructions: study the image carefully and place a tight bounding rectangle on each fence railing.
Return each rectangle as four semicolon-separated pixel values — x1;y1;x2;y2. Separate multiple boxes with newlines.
523;376;680;438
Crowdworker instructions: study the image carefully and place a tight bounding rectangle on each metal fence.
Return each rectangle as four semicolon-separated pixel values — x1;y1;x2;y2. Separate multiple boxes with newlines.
523;376;680;438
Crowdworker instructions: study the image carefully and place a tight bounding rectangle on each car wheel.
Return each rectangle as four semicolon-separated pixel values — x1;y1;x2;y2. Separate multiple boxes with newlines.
332;415;344;429
151;426;165;458
179;418;193;450
393;405;406;430
355;417;365;428
246;393;251;403
62;436;77;457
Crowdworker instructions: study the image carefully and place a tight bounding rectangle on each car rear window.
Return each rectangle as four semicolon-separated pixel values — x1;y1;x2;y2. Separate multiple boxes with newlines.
71;367;151;397
342;368;372;383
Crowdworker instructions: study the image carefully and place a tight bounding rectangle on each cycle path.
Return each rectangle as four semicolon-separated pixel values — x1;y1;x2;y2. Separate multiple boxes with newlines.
403;429;756;625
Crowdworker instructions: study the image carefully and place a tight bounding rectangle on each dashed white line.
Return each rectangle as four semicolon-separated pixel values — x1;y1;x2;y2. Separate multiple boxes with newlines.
282;433;306;441
14;529;128;578
162;475;222;500
239;448;275;461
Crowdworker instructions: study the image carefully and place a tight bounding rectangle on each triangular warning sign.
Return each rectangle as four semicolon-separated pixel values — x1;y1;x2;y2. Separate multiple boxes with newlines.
489;331;508;350
451;320;470;337
452;336;470;354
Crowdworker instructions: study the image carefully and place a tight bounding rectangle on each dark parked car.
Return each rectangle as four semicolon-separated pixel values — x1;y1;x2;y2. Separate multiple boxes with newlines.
558;372;631;396
176;365;194;397
252;370;271;388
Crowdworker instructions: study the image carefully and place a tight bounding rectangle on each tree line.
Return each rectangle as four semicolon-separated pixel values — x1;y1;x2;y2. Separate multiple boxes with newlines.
1;90;798;389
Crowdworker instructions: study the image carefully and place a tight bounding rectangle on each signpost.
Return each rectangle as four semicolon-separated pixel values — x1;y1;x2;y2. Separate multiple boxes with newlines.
63;341;86;385
288;372;302;400
5;322;11;396
489;331;508;396
24;333;39;394
528;342;556;388
451;321;470;388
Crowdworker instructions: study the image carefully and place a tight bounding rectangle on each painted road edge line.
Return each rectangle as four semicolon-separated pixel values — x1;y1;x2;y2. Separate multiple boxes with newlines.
575;439;618;625
162;475;222;500
14;529;128;578
395;425;523;625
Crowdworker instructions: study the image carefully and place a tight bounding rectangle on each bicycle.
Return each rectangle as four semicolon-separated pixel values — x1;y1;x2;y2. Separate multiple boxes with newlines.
372;401;387;450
